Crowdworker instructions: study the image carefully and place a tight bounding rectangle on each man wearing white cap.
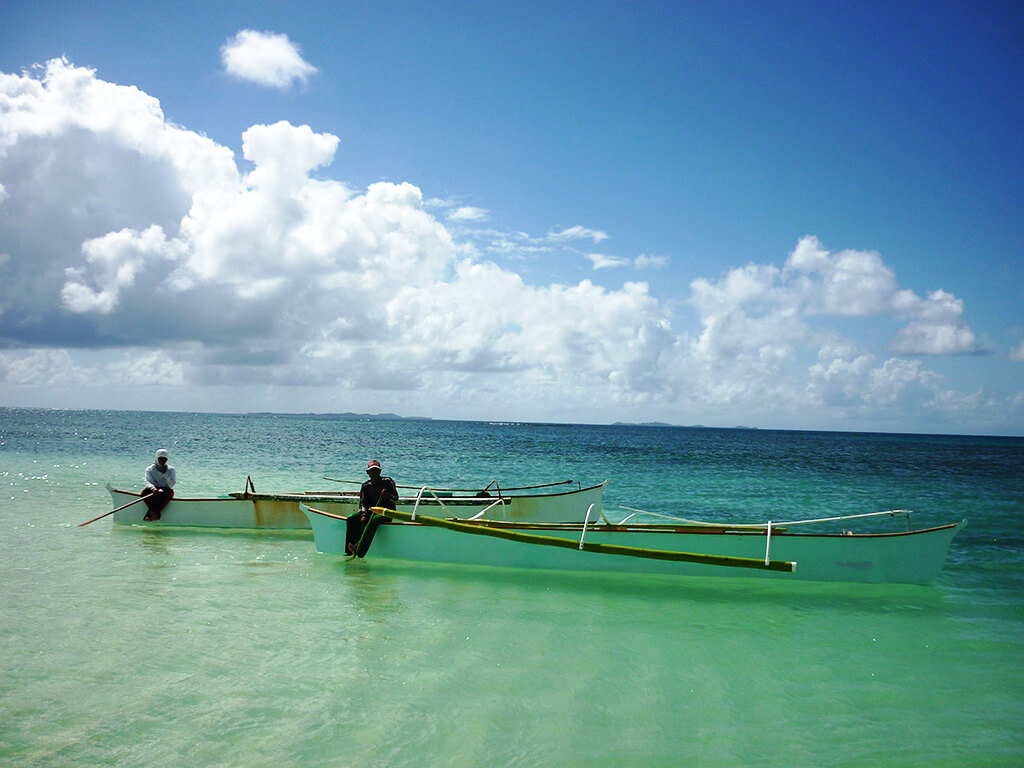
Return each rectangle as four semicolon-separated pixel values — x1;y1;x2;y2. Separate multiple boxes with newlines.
346;459;398;556
142;449;176;521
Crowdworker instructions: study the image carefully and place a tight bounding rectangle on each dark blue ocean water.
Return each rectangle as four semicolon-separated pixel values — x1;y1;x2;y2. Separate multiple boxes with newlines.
1;408;1022;766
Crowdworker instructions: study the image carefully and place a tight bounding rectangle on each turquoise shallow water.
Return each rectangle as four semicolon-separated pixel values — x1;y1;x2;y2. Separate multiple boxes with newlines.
1;408;1023;766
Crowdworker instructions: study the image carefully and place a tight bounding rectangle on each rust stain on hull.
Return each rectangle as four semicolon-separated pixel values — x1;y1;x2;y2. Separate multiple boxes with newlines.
252;499;312;529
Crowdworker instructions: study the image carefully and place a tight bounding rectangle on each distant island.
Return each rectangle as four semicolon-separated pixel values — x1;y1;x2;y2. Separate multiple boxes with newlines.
246;413;759;430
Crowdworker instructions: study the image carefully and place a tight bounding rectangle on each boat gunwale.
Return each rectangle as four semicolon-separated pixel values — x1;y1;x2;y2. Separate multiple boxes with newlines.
227;480;608;503
108;487;245;503
300;504;963;539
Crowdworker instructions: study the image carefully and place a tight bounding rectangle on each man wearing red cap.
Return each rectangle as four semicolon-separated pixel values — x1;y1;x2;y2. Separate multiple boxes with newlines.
346;459;399;556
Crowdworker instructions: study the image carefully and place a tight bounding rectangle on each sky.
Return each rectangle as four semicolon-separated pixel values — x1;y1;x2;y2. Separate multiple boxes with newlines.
1;0;1022;434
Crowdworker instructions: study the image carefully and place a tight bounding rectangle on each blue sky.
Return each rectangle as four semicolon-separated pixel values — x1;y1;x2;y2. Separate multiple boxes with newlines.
1;1;1022;433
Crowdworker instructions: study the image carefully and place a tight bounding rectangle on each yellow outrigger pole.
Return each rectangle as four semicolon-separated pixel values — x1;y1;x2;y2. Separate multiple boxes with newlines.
374;507;797;574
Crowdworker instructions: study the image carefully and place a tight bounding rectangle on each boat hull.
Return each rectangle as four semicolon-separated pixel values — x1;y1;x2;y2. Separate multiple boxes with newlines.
303;508;965;584
106;481;606;529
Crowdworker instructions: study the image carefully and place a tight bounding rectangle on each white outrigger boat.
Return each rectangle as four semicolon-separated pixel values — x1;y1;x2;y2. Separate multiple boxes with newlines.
300;503;966;584
103;479;608;530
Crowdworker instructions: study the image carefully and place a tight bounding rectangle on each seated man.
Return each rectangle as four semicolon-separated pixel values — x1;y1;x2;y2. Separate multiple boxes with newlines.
142;449;176;521
346;459;398;556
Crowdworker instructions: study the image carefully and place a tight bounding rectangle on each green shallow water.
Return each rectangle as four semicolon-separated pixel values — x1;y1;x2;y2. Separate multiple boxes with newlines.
1;409;1022;766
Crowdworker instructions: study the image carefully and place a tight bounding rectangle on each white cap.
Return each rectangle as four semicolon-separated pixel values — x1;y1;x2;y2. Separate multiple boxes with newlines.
155;449;169;460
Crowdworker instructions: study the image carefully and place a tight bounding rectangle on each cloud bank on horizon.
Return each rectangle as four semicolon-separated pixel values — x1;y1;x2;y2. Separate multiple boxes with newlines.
0;51;1019;433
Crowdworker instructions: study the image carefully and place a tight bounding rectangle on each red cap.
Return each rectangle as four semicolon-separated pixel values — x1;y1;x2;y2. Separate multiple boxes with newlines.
366;460;382;472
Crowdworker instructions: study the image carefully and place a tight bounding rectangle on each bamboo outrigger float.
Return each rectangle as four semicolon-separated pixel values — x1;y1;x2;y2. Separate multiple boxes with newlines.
104;479;608;529
301;502;966;584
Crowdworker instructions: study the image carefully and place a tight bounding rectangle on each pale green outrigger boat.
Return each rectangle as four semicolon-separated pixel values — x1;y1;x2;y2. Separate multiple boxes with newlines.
301;503;965;584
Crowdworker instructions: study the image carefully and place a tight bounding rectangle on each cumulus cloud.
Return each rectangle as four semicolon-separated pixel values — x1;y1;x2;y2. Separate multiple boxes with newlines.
0;58;669;407
689;236;980;367
221;30;317;89
62;225;186;313
807;343;942;409
0;59;1012;431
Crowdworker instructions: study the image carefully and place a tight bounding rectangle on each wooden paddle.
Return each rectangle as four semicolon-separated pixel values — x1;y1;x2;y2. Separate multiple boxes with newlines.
375;507;797;573
77;495;148;527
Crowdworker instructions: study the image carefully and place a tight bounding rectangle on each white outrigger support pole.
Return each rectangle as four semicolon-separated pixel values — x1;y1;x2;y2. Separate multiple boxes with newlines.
579;504;598;549
466;497;507;521
764;521;773;566
411;485;507;521
411;486;427;520
411;486;457;520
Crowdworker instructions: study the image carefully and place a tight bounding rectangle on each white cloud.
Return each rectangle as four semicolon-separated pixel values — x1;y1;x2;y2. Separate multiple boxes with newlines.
221;30;317;89
635;254;669;269
107;350;186;386
447;206;488;222
890;289;977;354
807;344;942;409
787;237;899;316
0;349;185;390
586;253;630;269
1011;340;1024;362
0;58;236;192
547;225;609;243
0;350;87;386
585;253;669;270
62;225;184;313
689;236;980;366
